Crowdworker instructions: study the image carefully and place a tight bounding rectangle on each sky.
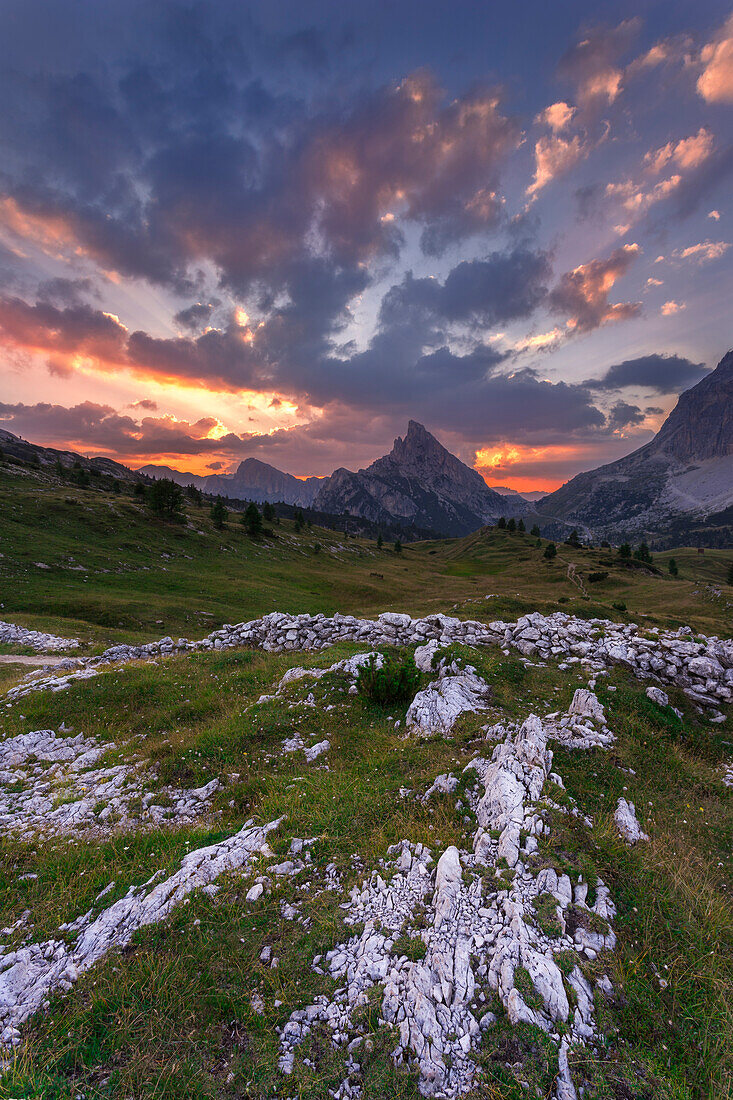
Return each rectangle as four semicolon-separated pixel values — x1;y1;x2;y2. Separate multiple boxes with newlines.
0;0;731;491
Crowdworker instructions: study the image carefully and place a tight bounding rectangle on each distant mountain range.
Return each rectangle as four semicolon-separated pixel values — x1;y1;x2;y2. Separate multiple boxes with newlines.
137;457;322;508
535;349;733;544
3;349;731;546
141;420;530;536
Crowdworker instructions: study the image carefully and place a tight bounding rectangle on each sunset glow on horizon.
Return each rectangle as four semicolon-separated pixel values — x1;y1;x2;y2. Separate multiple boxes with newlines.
0;1;730;491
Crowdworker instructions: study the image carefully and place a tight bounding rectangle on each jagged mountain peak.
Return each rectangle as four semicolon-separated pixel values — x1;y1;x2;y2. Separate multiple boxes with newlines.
536;349;733;542
313;420;524;536
649;348;733;462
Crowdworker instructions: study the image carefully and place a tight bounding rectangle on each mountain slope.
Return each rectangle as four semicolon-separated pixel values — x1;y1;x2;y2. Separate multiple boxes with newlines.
313;420;524;536
537;349;733;541
139;458;322;506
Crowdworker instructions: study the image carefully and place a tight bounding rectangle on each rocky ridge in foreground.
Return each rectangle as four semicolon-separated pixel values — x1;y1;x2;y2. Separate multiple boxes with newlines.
11;608;732;714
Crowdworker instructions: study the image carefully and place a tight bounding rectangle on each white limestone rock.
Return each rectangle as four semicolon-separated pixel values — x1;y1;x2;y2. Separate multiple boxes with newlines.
0;819;280;1048
406;669;489;737
614;798;649;844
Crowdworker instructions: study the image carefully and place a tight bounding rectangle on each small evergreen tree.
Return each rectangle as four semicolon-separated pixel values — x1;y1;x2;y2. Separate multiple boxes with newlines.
394;538;402;554
668;557;678;576
134;481;146;497
634;542;652;564
294;508;305;532
530;524;541;538
507;517;516;533
262;501;275;522
242;501;262;538
185;484;202;505
517;518;526;533
210;497;228;529
497;516;506;529
377;533;383;549
148;478;184;519
543;542;557;560
600;540;611;548
727;562;733;586
617;542;632;559
565;528;581;548
313;541;322;554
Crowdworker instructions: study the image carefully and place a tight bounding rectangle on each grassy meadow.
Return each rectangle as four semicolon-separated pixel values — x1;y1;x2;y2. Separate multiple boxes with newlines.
0;460;732;1099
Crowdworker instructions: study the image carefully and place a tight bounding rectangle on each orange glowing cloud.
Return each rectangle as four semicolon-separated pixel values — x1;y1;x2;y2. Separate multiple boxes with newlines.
697;15;733;103
474;442;587;492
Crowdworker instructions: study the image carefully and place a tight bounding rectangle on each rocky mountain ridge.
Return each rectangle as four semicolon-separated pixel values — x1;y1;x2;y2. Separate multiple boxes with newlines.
137;457;323;507
536;349;733;543
313;421;526;536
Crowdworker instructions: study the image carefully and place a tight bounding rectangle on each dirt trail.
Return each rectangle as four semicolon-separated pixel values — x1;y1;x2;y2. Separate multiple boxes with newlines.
0;654;71;667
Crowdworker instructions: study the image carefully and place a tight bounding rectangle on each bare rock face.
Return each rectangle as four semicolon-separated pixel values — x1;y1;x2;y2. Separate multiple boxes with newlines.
614;798;649;844
0;819;280;1048
650;350;733;462
313;421;522;536
536;350;733;541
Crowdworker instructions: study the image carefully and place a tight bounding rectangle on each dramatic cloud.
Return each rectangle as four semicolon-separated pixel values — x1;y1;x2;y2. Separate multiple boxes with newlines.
0;400;248;460
548;244;641;333
527;132;589;198
174;303;215;330
0;63;519;294
558;19;640;107
606;400;645;430
0;297;128;361
697;14;733;103
643;127;714;175
378;248;552;327
0;4;729;488
585;353;709;393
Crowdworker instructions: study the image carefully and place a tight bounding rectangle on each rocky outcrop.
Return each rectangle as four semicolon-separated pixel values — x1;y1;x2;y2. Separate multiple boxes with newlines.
8;607;729;712
0;818;280;1049
0;729;223;836
277;714;617;1098
313;421;523;536
406;665;489;736
536;350;733;540
0;620;79;652
614;798;649;844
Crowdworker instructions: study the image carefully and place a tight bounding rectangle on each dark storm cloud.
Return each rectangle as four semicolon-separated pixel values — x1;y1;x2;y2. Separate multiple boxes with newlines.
36;277;98;306
378;248;552;328
0;8;519;297
585;353;709;393
174;302;215;330
606;400;645;430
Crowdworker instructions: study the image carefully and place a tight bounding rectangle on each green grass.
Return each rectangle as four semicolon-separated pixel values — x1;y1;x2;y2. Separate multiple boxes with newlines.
1;466;731;663
0;463;732;1098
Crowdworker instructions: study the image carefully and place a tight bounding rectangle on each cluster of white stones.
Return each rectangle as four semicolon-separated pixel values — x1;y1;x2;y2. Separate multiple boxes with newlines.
277;712;616;1099
0;729;223;837
406;658;490;738
0;819;281;1052
6;609;730;711
5;666;100;703
0;620;79;652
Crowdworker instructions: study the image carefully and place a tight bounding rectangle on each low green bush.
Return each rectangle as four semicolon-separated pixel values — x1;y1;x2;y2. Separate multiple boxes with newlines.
356;651;420;706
